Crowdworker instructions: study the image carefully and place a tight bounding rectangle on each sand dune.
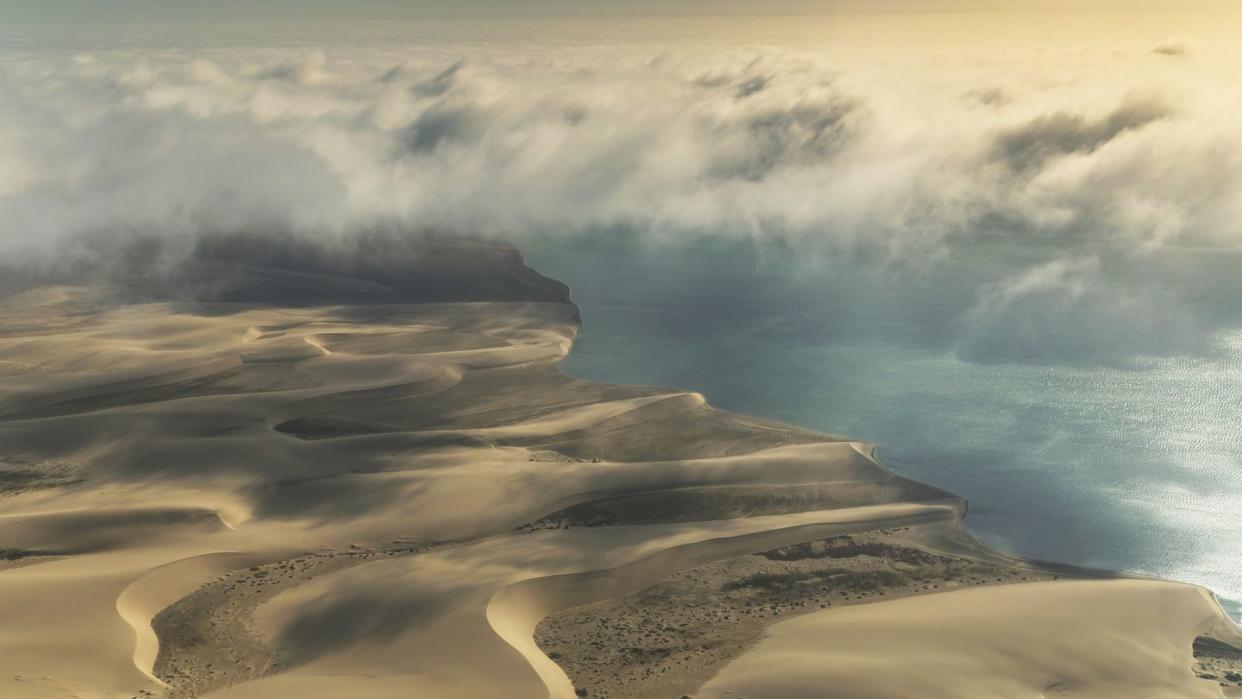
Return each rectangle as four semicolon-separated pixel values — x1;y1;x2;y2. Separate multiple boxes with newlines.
697;580;1236;699
1;238;1239;698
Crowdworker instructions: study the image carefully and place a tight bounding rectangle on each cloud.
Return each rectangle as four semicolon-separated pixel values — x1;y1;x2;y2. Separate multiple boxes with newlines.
1;39;1242;366
252;51;336;85
400;104;484;152
1152;40;1191;58
953;257;1201;366
410;59;466;96
963;86;1010;107
735;73;773;98
994;96;1172;172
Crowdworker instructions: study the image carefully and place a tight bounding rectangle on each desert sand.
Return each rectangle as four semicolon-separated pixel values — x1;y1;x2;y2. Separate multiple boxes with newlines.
1;237;1240;698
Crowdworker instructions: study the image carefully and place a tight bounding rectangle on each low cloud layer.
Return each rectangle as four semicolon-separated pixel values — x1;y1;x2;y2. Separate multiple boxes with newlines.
994;96;1172;173
2;32;1241;366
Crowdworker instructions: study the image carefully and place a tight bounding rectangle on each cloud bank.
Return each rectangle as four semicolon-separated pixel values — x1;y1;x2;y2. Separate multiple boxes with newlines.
2;33;1241;365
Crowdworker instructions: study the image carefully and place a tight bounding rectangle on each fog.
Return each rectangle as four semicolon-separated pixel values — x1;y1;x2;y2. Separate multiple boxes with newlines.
2;16;1242;367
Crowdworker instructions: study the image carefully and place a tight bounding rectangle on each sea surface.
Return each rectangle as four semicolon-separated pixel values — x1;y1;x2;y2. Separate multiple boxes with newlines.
526;235;1242;622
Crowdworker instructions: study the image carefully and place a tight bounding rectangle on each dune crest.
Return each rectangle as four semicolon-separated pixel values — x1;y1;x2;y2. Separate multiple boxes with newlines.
1;237;1239;698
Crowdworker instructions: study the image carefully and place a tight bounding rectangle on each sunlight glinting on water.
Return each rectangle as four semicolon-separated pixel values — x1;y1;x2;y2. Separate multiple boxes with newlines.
530;240;1242;621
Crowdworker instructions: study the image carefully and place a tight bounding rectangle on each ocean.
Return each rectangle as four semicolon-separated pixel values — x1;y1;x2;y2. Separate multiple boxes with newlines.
526;235;1242;622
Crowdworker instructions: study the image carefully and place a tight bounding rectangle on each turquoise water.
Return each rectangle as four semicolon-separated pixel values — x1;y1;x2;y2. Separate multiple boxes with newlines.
526;236;1242;621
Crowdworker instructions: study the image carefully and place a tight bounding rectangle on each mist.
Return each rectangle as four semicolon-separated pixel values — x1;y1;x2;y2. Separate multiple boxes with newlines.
3;15;1242;367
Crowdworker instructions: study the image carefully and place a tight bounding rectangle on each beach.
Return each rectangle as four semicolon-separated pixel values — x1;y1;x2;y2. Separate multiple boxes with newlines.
1;238;1240;698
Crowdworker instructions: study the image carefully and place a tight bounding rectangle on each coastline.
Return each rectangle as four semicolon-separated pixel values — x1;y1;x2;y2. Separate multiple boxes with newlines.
527;236;1242;626
552;263;1242;612
0;239;1239;698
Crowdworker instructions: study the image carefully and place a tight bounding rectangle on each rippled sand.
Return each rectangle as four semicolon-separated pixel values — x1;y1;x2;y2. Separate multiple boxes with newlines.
1;239;1239;698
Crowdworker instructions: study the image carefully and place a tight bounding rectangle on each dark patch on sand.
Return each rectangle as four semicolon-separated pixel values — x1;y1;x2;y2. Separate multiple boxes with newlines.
535;529;1052;699
1194;636;1242;688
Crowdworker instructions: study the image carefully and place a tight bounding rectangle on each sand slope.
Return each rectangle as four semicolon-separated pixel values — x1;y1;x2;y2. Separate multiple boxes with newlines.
1;240;1239;698
698;579;1232;699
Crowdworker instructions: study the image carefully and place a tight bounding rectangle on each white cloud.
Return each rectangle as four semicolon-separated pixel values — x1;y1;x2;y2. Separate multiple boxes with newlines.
2;36;1242;364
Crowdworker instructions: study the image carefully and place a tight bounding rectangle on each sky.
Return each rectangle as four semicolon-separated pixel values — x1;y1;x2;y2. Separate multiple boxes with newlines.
2;0;1240;23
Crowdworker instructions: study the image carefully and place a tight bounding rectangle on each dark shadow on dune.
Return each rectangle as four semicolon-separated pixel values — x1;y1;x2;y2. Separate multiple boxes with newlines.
520;480;955;530
249;474;435;525
0;357;322;422
0;507;225;554
270;363;656;439
273;574;454;666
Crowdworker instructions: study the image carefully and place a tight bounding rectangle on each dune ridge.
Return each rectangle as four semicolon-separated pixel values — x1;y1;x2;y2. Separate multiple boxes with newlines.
0;237;1240;698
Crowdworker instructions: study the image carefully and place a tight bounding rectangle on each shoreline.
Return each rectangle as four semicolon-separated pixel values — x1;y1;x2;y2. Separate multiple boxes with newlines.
546;252;1242;628
520;253;1242;697
0;240;1239;697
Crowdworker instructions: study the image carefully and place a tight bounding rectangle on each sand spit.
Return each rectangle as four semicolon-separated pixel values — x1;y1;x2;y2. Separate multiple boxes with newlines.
0;238;1239;698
